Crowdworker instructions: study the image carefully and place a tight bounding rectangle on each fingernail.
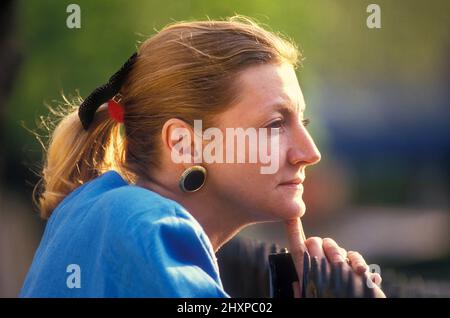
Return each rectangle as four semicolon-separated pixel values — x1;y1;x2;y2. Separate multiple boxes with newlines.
333;254;345;263
356;263;367;272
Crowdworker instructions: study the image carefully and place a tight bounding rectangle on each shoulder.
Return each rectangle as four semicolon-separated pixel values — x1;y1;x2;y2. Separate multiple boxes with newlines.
99;183;200;230
104;184;206;247
101;184;180;216
63;170;206;247
96;183;212;258
97;186;225;297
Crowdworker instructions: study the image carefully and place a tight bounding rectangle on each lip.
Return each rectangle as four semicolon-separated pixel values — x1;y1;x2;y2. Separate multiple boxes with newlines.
279;177;304;186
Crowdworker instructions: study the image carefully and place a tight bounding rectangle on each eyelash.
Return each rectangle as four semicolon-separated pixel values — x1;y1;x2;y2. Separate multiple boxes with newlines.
266;119;285;129
265;118;310;129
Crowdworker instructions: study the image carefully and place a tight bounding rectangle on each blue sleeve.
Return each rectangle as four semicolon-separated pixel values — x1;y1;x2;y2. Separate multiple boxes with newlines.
109;210;229;298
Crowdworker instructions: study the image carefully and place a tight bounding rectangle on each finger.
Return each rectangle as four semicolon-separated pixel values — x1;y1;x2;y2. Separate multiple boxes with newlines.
362;272;386;298
305;237;325;260
322;238;346;264
374;286;386;298
347;251;368;274
299;219;307;242
284;218;307;296
371;273;382;286
340;247;347;258
285;218;307;254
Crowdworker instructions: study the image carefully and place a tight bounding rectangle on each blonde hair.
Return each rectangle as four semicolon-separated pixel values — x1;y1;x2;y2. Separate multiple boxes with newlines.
34;15;300;219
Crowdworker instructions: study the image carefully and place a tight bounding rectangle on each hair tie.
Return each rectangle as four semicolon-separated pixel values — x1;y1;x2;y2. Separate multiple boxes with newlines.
78;52;137;130
107;95;125;123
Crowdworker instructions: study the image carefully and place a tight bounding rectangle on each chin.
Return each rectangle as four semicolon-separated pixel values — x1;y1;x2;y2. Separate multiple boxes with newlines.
277;199;306;220
253;195;306;222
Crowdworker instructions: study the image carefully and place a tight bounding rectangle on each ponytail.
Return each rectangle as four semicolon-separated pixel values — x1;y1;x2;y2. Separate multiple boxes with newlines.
34;52;137;219
34;97;133;219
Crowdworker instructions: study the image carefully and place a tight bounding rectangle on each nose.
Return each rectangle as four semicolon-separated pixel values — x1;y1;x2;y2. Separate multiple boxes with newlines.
287;125;321;167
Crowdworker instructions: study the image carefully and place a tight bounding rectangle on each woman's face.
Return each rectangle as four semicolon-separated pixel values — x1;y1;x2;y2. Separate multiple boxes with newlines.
205;62;321;222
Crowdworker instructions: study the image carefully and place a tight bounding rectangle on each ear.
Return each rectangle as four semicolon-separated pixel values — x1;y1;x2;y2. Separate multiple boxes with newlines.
161;118;198;165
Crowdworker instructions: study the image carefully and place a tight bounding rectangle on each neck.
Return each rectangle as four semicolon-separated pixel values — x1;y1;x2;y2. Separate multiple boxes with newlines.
135;177;249;252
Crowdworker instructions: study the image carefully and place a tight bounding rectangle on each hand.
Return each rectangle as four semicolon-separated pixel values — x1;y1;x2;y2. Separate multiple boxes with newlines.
284;218;385;298
306;237;385;297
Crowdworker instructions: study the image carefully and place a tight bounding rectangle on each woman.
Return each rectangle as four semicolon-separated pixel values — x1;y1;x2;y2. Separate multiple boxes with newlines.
21;16;383;297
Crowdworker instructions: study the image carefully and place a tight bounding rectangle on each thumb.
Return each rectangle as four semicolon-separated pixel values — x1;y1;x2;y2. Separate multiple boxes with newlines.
284;217;307;297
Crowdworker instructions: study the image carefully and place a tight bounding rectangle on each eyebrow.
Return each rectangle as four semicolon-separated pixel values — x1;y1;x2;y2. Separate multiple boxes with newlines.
269;101;305;115
253;99;306;126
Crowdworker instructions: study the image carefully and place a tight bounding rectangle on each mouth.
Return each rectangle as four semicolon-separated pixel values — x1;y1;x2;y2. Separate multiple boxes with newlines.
278;178;305;192
279;177;304;186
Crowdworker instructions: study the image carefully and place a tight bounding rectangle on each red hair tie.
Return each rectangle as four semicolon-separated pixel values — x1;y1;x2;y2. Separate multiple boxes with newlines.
107;96;125;123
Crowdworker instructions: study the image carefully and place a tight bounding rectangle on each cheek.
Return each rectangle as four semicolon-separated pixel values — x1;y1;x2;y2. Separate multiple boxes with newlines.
262;132;288;166
211;162;271;190
276;136;288;166
207;162;276;205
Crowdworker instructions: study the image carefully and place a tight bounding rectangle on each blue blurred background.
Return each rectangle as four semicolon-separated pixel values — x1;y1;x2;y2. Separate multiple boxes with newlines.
0;0;449;297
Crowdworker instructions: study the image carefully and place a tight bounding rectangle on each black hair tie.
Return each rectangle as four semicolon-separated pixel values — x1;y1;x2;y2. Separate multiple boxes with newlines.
78;52;138;130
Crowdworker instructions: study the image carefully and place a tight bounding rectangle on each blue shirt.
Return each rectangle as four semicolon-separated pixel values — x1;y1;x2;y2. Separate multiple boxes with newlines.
20;170;229;298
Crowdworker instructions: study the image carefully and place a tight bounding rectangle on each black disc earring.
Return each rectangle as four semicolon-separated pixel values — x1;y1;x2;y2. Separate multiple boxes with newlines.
179;165;207;193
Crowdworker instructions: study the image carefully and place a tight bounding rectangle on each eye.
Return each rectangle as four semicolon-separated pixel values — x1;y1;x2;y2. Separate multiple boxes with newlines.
266;119;285;129
302;118;310;127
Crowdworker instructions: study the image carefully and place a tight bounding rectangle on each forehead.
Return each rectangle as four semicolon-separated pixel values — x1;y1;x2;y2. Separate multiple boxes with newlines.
236;62;305;114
